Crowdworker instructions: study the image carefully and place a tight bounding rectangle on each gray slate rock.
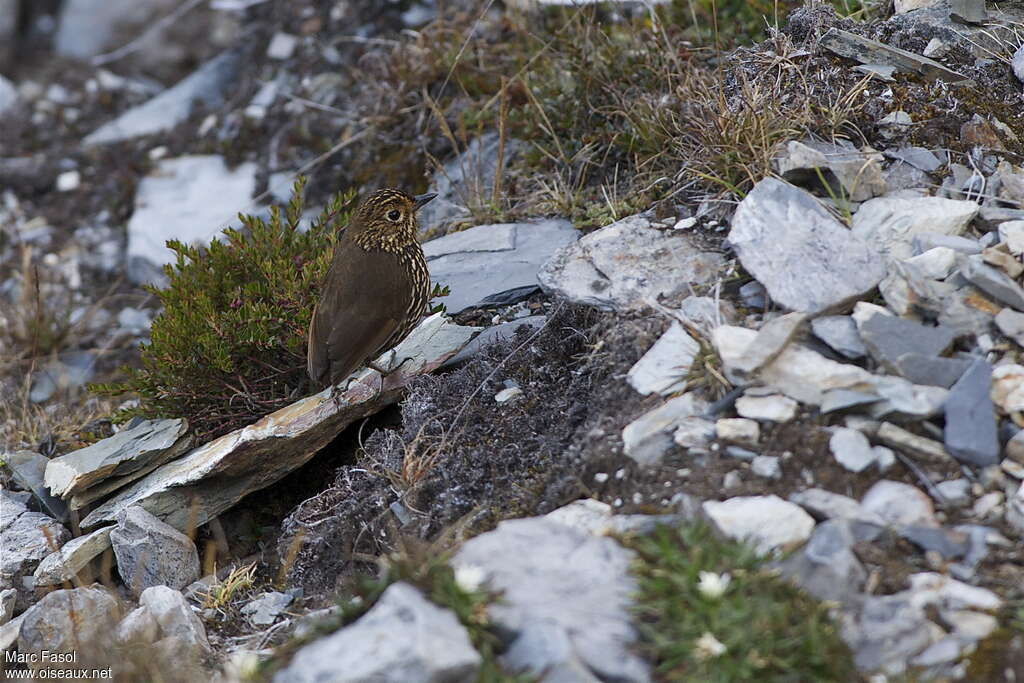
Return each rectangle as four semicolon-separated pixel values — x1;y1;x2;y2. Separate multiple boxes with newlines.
995;307;1024;346
895;353;970;388
273;582;480;683
960;254;1024;311
841;594;934;673
622;393;706;466
453;516;649;682
811;315;867;359
819;27;973;85
55;0;178;58
424;219;577;313
110;506;200;596
728;178;884;313
944;358;1000;466
830;428;877;473
778;519;866;605
418;132;526;235
18;587;122;673
0;74;17;116
899;526;968;559
134;585;213;675
33;526;113;587
885;146;942;173
84;50;241;145
856;312;956;373
626;322;700;396
852;196;979;262
0;588;14;626
442;315;545;369
241;591;293;626
1014;43;1024;84
730;312;807;378
126;155;258;269
775;139;886;201
4;450;68;522
912;232;981;255
0;511;70;609
44;418;191;508
539;213;723;312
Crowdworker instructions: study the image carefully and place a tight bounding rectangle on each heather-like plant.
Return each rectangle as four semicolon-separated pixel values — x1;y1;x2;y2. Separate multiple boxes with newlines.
93;179;353;440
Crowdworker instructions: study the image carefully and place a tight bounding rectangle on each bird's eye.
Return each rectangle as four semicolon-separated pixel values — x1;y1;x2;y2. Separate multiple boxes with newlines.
387;209;401;222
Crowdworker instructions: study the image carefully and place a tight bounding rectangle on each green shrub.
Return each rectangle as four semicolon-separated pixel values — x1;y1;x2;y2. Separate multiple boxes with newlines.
92;179;353;441
627;523;856;682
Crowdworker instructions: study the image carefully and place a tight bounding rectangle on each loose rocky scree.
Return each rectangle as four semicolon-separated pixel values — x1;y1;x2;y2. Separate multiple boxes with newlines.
4;0;1024;681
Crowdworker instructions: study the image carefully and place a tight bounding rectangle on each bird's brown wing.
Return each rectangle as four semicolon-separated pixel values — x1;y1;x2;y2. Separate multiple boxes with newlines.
307;239;412;388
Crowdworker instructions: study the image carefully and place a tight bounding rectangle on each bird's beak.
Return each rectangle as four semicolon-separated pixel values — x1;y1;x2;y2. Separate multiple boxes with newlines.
413;193;438;210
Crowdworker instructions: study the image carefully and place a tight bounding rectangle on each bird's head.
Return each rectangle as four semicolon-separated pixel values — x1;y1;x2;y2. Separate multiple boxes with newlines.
351;189;437;247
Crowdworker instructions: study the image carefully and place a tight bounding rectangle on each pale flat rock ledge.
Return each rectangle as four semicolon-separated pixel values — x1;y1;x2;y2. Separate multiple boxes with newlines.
728;178;886;314
44;418;191;509
424;218;577;313
80;313;479;531
538;213;724;311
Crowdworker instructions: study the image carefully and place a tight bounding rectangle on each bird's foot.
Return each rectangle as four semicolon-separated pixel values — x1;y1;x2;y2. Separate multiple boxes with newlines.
366;350;413;380
327;376;359;407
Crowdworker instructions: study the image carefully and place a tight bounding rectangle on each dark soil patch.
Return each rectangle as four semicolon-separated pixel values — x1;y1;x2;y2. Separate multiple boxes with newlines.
276;302;666;602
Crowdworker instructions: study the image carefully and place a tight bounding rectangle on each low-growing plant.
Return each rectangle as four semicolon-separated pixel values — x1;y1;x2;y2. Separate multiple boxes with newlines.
91;179;353;441
626;522;856;682
254;534;526;682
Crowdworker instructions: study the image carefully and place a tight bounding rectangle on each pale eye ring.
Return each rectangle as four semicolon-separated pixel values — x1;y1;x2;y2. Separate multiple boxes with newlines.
387;209;401;221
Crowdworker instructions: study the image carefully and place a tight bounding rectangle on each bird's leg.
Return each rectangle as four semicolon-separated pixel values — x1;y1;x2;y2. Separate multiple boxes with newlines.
365;349;413;379
327;375;359;407
364;351;415;398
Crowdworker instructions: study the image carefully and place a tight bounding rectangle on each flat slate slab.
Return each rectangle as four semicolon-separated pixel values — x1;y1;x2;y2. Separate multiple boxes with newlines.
424;219;577;313
728;178;886;314
79;313;478;531
126;155;258;270
44;418;192;509
539;213;724;312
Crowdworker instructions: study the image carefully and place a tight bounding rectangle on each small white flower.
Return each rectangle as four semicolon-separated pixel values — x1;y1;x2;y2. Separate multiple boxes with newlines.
694;631;727;661
454;564;487;592
697;571;731;599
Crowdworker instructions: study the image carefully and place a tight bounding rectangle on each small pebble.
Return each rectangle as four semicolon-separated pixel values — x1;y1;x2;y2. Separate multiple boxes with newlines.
593;472;609;484
56;170;80;191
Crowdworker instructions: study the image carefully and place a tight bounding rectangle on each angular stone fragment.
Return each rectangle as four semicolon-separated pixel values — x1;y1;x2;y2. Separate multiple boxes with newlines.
18;587;122;674
452;516;649;682
895;353;970;388
856;312;956;373
79;314;477;531
861;480;937;527
830;428;877;473
424;219;578;313
728;179;885;313
810;315;866;359
995;307;1024;346
703;495;815;556
775;139;886;201
819;28;974;85
729;312;807;378
45;419;191;508
626;322;700;396
852;196;979;262
538;214;723;312
960;254;1024;311
874;422;952;465
110;506;200;596
734;394;798;422
85;51;241;145
33;527;113;587
622;393;706;466
944;359;999;466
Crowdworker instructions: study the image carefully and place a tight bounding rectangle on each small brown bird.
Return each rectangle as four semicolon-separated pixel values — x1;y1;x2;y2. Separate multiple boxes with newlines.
307;188;437;390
